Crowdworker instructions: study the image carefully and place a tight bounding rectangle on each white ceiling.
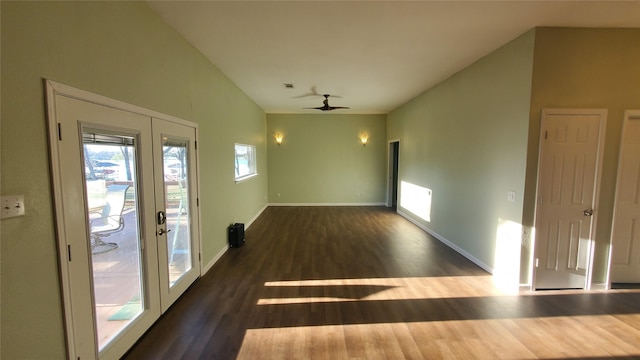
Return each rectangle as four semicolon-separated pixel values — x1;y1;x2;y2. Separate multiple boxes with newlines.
147;1;640;114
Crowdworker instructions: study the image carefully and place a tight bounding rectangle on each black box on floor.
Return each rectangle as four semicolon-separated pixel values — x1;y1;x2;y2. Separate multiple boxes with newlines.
228;223;245;248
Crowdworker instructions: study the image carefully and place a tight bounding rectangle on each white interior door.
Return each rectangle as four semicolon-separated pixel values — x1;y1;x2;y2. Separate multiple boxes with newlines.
610;111;640;284
47;81;201;359
153;118;200;311
534;109;607;290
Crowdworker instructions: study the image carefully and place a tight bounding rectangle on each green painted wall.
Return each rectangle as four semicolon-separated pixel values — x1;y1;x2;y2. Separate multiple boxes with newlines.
1;2;267;358
267;114;387;204
387;30;535;277
524;28;640;284
3;4;637;357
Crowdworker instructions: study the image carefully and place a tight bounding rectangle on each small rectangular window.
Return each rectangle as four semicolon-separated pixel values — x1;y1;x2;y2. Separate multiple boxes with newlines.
234;143;257;181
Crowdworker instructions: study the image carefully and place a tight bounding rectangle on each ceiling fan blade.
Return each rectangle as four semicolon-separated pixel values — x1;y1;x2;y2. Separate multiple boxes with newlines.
292;86;322;99
302;92;349;110
292;93;319;99
303;106;350;111
293;88;343;99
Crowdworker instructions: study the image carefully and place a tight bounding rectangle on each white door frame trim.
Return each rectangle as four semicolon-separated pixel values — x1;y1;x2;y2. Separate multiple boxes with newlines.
532;108;608;290
46;80;196;127
45;79;203;358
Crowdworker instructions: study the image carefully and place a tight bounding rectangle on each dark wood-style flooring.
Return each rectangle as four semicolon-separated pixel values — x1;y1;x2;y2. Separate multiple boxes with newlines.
124;206;640;359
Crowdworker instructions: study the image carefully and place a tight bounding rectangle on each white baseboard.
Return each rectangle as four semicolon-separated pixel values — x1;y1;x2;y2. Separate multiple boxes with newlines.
202;245;228;275
590;282;608;291
268;202;386;207
246;204;268;229
396;209;494;274
521;283;609;292
519;284;533;292
201;204;268;276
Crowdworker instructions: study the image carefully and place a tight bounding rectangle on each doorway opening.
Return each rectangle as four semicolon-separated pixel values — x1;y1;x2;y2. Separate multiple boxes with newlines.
387;140;400;210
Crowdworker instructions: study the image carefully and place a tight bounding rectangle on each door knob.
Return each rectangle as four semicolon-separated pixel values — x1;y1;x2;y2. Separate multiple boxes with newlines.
157;228;171;236
582;209;593;216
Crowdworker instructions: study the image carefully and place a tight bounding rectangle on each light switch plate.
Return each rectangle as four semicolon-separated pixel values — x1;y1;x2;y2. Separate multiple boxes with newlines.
1;195;25;219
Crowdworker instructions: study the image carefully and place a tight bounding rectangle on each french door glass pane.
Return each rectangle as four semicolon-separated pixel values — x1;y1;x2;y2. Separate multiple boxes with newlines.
83;137;144;351
163;138;192;287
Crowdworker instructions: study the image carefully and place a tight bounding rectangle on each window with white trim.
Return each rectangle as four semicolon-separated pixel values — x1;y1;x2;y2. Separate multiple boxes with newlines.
234;143;257;181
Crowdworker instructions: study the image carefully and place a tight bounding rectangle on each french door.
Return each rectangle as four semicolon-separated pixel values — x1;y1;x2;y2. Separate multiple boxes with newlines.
47;81;200;359
153;120;200;311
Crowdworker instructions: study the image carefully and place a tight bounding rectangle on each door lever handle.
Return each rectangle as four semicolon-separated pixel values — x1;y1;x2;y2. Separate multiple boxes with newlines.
582;209;593;216
157;228;171;236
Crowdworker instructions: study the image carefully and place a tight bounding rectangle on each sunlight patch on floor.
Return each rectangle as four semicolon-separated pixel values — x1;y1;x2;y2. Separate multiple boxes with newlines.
237;315;640;360
493;218;523;295
259;276;508;305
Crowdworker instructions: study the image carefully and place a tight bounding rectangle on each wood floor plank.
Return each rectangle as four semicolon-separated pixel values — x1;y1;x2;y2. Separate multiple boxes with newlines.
123;206;640;359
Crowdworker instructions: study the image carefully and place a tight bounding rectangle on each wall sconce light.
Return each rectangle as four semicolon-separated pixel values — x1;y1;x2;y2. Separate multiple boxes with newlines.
274;133;284;146
360;134;368;146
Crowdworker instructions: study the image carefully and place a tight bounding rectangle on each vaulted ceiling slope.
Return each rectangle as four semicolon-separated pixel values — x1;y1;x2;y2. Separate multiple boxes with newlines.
147;1;640;114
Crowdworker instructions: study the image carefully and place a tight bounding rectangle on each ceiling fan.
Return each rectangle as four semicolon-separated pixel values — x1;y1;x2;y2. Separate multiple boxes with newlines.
305;94;350;111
